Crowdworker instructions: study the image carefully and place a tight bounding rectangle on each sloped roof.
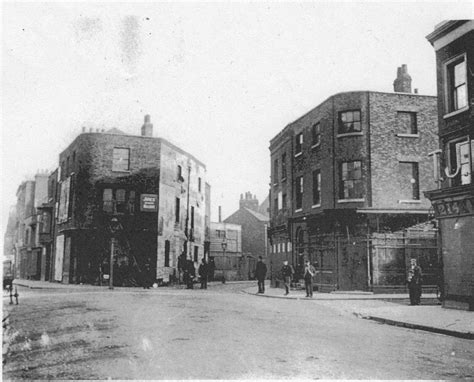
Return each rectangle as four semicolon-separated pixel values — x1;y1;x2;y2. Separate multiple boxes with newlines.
244;207;269;222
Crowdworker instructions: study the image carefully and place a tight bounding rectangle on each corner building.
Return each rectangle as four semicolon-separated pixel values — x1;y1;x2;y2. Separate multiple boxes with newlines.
269;69;439;292
425;20;474;311
54;116;210;285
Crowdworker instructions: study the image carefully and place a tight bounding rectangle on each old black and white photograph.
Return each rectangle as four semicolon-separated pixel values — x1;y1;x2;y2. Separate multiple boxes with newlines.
2;1;474;380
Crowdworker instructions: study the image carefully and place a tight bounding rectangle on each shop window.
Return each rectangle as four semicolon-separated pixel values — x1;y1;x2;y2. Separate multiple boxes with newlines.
115;189;126;213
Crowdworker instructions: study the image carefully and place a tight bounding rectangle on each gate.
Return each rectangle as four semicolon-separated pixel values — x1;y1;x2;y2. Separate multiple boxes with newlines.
371;232;439;293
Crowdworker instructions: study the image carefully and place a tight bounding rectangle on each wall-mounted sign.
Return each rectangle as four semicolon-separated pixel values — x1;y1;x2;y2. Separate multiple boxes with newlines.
140;194;158;212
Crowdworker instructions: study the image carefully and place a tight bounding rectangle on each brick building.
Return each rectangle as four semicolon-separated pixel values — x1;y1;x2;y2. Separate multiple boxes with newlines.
42;115;210;285
425;20;474;310
268;67;439;291
10;172;49;280
224;192;270;278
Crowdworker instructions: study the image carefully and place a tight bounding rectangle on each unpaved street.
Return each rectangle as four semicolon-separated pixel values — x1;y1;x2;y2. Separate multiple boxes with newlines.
3;283;474;380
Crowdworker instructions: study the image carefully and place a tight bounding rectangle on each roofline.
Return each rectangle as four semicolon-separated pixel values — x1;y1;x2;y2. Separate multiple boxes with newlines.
426;20;470;45
60;132;206;169
270;90;437;144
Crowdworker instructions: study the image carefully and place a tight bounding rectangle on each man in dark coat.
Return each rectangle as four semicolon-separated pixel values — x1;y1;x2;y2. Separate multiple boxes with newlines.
255;256;267;294
407;258;423;305
184;259;195;289
281;260;294;296
198;258;209;289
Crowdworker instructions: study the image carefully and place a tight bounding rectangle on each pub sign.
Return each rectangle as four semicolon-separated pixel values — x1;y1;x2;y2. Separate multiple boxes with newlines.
140;194;158;212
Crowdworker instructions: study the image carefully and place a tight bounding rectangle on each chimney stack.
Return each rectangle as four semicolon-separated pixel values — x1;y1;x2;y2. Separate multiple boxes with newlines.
218;206;222;223
141;114;153;137
393;64;412;93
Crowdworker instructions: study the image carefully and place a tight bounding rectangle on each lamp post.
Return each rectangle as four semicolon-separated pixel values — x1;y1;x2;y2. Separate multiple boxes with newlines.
221;239;227;283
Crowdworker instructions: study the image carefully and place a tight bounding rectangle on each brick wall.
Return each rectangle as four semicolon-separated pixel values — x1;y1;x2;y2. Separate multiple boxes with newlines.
369;92;438;210
224;209;268;258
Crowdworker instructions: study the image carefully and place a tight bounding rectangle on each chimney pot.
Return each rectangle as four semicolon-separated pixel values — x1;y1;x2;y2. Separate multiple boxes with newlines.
89;128;93;133
82;126;86;133
414;88;418;94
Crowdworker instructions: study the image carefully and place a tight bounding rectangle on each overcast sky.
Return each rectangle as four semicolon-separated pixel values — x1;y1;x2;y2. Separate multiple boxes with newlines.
1;1;473;243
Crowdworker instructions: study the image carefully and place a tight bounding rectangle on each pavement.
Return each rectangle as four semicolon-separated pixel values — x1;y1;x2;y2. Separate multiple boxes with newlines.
242;284;474;340
10;279;474;340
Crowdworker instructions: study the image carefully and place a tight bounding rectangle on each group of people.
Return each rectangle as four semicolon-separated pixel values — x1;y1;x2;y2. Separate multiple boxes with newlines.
256;256;423;304
254;256;315;297
178;254;213;290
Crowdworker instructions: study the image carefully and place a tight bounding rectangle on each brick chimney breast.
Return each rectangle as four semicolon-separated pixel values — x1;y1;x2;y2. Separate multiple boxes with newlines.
393;64;412;93
141;114;153;137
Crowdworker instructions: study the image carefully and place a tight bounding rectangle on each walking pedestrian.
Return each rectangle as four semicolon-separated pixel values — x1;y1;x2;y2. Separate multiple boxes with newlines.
198;258;209;289
255;256;267;294
304;260;316;297
407;258;423;305
281;260;294;296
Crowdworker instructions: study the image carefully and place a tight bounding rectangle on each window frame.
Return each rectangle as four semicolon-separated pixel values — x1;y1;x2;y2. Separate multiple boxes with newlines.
444;53;468;117
281;153;287;179
397;111;418;135
295;175;303;210
112;147;130;172
312;169;321;207
339;160;363;200
311;122;321;147
295;133;303;156
398;161;420;201
338;110;362;135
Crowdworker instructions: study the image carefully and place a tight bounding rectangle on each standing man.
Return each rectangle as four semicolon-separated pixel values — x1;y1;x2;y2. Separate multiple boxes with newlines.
407;258;423;305
198;258;209;289
185;258;195;289
255;256;267;294
304;260;316;298
281;260;294;296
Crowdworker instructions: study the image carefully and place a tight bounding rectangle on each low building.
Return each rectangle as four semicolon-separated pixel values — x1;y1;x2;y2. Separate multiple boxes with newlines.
224;192;270;278
209;222;242;281
425;20;474;311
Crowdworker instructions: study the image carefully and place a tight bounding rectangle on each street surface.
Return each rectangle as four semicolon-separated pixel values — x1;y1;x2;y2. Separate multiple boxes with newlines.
3;282;474;380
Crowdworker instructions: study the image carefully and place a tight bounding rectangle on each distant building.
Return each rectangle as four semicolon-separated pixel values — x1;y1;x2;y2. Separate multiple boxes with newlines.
268;66;440;291
425;20;474;311
209;221;242;281
12;173;49;280
224;192;270;278
10;115;211;286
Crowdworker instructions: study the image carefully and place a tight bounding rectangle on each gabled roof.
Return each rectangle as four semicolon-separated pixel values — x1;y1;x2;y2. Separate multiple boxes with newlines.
244;208;269;222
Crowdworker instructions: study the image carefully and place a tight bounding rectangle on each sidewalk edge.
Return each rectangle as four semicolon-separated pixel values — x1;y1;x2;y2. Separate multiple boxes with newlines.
362;315;474;340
